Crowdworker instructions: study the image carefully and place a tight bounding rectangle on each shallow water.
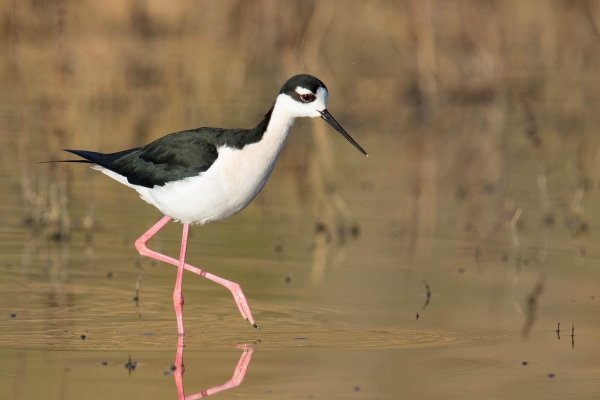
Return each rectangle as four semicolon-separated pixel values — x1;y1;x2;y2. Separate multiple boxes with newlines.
1;150;600;399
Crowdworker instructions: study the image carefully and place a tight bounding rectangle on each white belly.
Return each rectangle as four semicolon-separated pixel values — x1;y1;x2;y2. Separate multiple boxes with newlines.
145;141;286;224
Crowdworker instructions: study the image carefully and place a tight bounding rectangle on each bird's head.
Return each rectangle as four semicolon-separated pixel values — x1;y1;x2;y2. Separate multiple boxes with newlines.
276;74;368;156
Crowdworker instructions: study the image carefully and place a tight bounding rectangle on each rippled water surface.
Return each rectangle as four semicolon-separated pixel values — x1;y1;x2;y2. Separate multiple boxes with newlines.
1;155;600;399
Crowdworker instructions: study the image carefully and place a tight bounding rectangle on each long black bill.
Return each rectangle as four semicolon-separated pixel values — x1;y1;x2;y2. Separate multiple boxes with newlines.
319;109;368;157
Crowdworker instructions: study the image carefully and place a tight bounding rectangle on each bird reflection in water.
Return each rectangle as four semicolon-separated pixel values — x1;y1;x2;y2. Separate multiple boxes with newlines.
173;337;254;399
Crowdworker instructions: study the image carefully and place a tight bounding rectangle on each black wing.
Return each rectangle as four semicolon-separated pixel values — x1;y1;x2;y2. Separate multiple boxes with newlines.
65;130;219;188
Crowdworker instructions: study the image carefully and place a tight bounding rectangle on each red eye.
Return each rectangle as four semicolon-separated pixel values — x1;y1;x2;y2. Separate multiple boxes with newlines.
300;93;315;102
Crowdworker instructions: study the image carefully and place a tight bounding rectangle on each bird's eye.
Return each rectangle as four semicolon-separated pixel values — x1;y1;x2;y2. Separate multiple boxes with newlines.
300;93;315;102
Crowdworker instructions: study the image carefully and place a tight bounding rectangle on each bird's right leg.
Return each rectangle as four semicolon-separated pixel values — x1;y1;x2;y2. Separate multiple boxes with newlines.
135;216;259;329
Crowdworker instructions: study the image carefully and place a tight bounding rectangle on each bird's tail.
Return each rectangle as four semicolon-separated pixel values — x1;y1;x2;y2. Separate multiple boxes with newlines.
37;160;92;164
37;149;101;164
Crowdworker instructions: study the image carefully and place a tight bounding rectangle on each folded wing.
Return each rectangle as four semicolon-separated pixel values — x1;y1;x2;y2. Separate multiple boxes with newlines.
65;130;219;188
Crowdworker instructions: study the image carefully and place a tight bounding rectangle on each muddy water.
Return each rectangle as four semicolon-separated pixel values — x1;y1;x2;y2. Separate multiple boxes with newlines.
1;133;600;399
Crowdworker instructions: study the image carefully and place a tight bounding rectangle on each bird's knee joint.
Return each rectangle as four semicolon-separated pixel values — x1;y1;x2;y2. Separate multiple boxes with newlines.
135;240;147;254
173;293;184;306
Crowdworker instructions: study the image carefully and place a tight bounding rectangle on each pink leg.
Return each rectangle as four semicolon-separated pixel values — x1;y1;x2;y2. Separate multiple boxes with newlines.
174;336;185;400
135;216;259;329
174;223;190;336
180;344;254;400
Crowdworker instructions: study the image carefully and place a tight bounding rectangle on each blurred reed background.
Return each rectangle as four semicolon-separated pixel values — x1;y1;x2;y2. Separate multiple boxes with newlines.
2;0;600;293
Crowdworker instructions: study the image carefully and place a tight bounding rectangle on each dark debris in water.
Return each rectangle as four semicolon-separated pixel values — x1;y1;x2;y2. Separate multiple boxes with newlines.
547;373;555;378
163;364;177;375
126;362;138;370
102;361;108;366
422;279;432;310
522;361;528;366
354;386;361;391
80;335;86;340
522;276;545;338
107;272;113;279
125;355;138;372
9;314;16;318
294;337;309;340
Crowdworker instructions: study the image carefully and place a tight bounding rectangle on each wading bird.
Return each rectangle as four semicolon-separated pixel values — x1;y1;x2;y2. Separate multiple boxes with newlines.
57;75;367;335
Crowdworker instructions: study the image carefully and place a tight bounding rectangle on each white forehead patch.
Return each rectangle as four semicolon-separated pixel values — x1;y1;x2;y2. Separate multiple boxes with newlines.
295;87;315;95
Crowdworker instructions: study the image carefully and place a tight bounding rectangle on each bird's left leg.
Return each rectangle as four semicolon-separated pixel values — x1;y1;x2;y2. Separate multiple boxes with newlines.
173;223;190;336
134;216;188;335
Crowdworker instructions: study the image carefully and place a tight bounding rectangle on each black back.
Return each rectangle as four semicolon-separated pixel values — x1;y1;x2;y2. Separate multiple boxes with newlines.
66;107;273;188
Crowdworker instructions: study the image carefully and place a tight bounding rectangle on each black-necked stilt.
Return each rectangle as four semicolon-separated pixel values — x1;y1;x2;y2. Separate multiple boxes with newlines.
55;74;367;335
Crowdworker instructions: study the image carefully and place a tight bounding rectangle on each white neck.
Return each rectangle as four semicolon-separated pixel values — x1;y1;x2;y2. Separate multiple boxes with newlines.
205;95;298;214
263;94;299;144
